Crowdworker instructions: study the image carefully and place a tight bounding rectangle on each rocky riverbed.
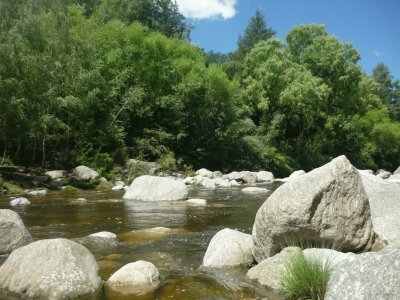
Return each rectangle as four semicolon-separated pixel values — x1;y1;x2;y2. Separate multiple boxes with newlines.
0;156;399;299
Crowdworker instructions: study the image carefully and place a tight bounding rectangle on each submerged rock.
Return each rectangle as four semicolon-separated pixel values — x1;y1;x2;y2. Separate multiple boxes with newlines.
0;209;32;254
0;238;102;299
252;155;374;262
241;187;269;194
187;198;207;206
123;175;188;201
202;228;254;268
28;189;47;196
10;197;31;206
325;245;400;300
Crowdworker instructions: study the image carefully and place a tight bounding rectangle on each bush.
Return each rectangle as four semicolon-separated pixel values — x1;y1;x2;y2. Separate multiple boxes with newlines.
0;175;4;191
280;251;332;300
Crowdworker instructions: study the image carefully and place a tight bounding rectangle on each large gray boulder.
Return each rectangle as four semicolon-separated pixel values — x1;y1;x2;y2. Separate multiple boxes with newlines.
123;175;188;201
252;156;374;262
0;238;102;299
361;174;400;245
0;209;32;254
106;260;160;291
72;165;99;181
202;228;254;268
247;247;301;290
325;245;400;300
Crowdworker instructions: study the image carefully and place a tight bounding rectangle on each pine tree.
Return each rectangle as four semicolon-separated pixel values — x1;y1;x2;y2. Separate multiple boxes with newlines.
237;9;275;59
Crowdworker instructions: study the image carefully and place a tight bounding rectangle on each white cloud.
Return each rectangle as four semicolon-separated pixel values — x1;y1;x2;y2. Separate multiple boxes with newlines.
175;0;237;20
374;51;381;57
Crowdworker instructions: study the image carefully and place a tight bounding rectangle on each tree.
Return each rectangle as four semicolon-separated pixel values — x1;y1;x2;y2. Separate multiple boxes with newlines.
237;9;275;60
372;63;400;121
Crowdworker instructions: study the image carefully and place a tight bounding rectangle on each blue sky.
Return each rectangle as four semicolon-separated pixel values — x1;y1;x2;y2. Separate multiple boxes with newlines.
176;0;400;79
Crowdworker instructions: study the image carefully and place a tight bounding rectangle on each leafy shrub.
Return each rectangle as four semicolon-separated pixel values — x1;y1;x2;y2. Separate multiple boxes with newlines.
156;152;177;172
0;175;4;191
280;251;332;300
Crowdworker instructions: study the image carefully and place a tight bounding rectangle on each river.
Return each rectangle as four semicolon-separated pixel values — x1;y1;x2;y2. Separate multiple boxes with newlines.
0;183;282;300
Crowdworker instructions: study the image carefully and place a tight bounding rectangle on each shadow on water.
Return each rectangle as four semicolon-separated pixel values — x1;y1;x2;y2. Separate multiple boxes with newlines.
0;182;283;299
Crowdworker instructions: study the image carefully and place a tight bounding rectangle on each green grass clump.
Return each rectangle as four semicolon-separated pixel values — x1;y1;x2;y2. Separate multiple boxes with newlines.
280;251;332;300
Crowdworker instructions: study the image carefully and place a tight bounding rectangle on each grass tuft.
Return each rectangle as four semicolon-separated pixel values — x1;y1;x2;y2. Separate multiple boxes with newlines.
280;251;332;300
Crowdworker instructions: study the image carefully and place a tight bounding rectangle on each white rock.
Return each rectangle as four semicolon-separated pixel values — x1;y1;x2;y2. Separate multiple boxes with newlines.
241;171;257;184
123;175;188;201
303;248;355;267
252;155;374;262
89;231;117;239
28;189;47;196
0;210;33;254
358;169;374;176
45;170;67;180
202;228;254;268
376;169;391;179
187;199;207;206
289;170;306;178
212;171;223;178
76;197;87;201
325;245;400;300
256;171;274;182
247;247;301;290
10;197;31;206
394;166;400;174
229;180;240;186
195;168;213;178
199;177;216;189
223;171;242;181
0;239;102;299
72;165;99;181
115;180;125;187
183;176;194;185
213;178;231;188
242;187;269;194
112;185;124;191
361;174;400;245
106;260;160;289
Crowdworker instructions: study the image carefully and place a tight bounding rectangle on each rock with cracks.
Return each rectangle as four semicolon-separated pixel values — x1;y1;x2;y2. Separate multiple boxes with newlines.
123;175;188;201
325;245;400;300
0;238;102;299
361;174;400;245
252;155;374;262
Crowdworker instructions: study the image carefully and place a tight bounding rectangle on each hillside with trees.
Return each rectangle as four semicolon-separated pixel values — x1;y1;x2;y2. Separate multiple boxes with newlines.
0;0;399;177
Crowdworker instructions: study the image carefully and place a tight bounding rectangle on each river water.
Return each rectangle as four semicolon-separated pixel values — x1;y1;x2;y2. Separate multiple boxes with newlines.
0;183;282;300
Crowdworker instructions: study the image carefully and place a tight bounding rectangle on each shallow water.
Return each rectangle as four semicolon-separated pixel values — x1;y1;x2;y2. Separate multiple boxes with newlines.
0;183;282;300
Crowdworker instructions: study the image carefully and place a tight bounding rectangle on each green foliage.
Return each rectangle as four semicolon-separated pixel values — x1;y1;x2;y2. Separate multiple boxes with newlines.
0;3;398;176
0;175;4;191
280;251;332;300
156;151;178;172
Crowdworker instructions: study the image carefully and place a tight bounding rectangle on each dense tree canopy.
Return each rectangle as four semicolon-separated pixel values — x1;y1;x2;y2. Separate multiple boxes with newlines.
0;2;398;176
